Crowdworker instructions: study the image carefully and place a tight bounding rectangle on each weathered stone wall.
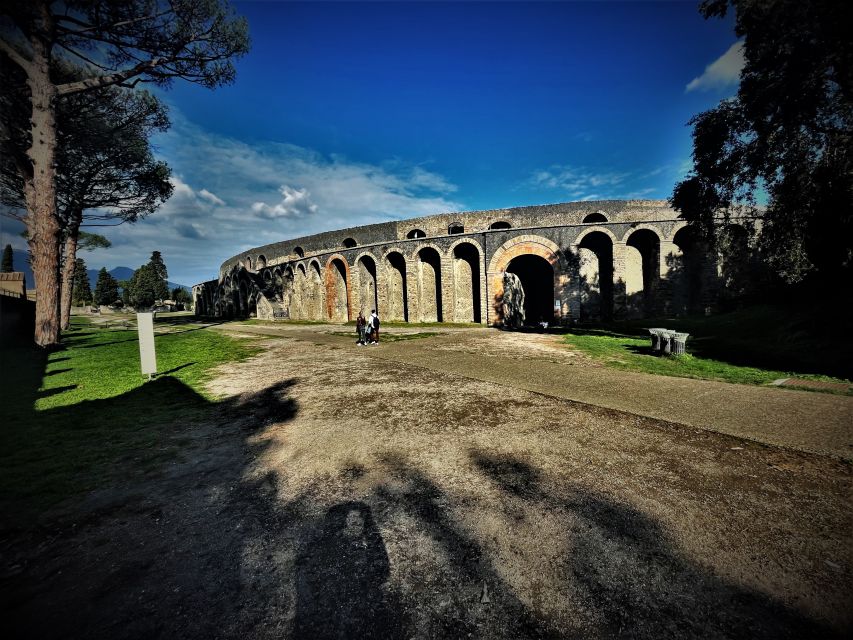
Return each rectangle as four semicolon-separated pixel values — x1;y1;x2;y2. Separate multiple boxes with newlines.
195;200;752;325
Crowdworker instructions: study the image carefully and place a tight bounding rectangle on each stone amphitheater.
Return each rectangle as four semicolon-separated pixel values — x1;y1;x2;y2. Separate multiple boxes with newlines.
193;200;751;325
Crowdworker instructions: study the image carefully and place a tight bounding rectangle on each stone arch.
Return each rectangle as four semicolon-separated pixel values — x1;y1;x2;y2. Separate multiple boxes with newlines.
575;230;614;321
671;225;708;315
342;237;357;249
307;260;324;320
354;252;379;316
406;228;426;239
415;245;443;322
667;221;689;243
488;235;561;325
448;222;464;235
582;212;608;224
383;248;408;322
238;280;249;318
489;220;512;230
292;263;307;319
279;266;292;309
624;228;661;317
257;254;267;270
325;254;351;322
718;223;751;305
448;238;483;323
294;246;305;258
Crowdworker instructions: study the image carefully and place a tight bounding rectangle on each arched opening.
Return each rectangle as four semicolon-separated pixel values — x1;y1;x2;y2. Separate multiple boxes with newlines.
309;261;323;321
448;223;464;235
417;247;442;322
248;295;257;318
343;238;357;248
294;246;305;258
356;255;378;315
262;268;273;286
577;231;614;321
292;264;306;319
245;257;253;271
453;243;481;323
238;280;249;318
257;255;267;270
280;267;292;308
672;226;706;315
385;252;408;322
582;212;608;224
625;229;660;317
326;258;349;322
489;221;511;230
407;229;426;239
719;224;751;308
504;254;553;326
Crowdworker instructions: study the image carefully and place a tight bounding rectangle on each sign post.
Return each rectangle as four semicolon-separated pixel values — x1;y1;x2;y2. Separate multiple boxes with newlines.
136;312;157;380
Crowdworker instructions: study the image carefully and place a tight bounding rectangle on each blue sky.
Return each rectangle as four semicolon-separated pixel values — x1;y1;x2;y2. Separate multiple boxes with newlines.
1;1;743;286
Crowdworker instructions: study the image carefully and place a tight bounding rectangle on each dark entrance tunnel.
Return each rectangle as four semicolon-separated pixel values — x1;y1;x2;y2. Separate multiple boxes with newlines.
506;254;554;324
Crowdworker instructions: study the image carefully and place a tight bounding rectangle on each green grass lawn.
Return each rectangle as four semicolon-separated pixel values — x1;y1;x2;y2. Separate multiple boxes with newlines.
0;318;260;521
560;305;852;389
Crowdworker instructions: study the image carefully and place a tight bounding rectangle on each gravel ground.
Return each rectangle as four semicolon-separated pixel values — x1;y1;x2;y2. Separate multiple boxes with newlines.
3;325;851;639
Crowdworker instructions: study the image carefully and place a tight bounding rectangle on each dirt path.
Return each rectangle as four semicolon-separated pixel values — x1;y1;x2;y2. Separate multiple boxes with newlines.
221;323;853;460
4;326;851;639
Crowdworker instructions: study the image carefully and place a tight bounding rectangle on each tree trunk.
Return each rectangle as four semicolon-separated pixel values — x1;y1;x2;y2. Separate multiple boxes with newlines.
59;219;81;331
23;2;62;347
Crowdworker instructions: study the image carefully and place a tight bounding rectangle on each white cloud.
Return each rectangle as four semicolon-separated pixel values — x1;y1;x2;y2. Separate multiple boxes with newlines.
198;189;226;206
251;185;318;219
531;166;630;199
81;111;463;286
686;41;744;93
529;163;672;202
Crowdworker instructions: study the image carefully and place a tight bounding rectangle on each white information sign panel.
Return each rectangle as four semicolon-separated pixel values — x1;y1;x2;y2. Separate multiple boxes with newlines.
136;312;157;376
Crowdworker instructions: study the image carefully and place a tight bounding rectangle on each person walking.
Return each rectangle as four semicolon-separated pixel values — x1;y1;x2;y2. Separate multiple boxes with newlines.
369;309;380;344
356;312;367;345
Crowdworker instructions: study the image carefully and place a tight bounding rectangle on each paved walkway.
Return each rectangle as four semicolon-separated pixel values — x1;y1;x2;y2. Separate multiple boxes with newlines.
219;323;853;460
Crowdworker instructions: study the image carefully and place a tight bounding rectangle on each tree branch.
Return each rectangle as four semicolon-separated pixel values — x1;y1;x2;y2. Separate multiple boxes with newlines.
56;57;162;95
0;39;33;75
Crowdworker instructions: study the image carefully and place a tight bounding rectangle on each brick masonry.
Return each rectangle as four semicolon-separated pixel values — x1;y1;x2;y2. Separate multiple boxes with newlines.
193;200;748;325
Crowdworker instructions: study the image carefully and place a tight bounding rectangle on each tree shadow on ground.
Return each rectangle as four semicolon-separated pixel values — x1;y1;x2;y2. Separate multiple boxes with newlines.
375;453;560;639
470;450;844;639
0;345;303;640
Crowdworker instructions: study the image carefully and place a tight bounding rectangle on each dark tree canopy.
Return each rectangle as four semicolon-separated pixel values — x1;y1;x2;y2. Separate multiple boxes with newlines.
93;267;119;305
0;0;249;346
1;66;174;230
70;257;91;306
128;251;169;308
1;244;12;272
671;0;852;284
149;250;168;283
127;264;160;309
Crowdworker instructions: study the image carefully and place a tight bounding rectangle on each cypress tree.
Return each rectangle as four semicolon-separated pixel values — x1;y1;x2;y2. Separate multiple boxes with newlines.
70;258;92;306
1;244;13;272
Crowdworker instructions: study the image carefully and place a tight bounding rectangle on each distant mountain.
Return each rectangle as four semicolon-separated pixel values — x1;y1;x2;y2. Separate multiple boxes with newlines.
9;249;189;292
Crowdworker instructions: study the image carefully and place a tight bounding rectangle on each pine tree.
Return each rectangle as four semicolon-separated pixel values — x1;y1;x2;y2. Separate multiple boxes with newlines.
93;267;119;306
1;244;13;272
70;258;92;306
148;251;169;301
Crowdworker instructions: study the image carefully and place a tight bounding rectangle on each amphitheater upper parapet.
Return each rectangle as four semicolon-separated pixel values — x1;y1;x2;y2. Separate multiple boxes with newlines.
219;199;676;276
